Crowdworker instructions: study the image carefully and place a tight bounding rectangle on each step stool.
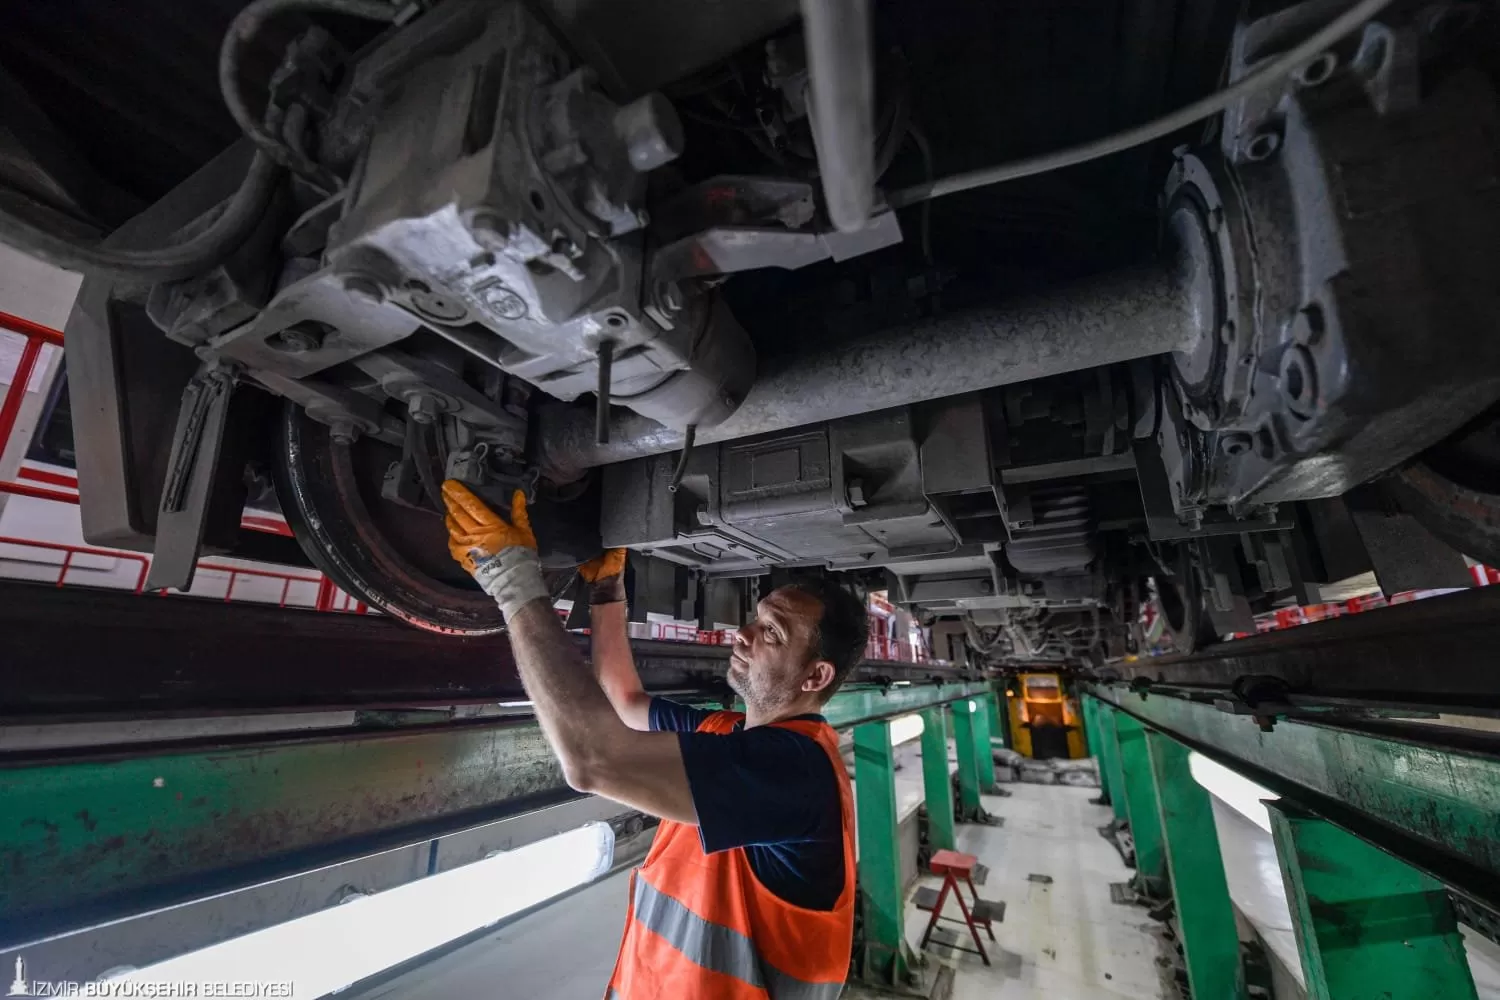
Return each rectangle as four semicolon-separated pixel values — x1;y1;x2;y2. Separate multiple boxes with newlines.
916;849;1005;965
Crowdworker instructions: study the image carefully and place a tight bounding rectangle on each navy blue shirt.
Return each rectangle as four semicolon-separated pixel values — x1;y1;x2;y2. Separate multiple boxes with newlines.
649;698;846;911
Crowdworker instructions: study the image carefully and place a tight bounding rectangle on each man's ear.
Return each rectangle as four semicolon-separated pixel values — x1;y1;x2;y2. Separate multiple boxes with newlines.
803;659;837;695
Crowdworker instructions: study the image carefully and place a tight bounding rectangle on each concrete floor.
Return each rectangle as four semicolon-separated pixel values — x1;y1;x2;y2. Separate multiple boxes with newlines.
352;781;1166;1000
354;867;632;1000
906;783;1170;1000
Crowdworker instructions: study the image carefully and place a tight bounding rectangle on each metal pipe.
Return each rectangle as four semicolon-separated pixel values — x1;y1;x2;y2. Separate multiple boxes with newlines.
801;0;875;233
538;263;1198;475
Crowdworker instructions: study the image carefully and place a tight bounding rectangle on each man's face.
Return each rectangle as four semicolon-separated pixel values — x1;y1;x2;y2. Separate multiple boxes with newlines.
729;587;829;709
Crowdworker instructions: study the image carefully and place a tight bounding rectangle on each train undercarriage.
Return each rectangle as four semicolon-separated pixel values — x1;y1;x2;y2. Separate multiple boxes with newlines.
4;0;1500;665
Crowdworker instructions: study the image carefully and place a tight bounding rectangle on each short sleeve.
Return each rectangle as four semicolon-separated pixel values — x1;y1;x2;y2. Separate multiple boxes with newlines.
648;697;716;733
676;726;842;854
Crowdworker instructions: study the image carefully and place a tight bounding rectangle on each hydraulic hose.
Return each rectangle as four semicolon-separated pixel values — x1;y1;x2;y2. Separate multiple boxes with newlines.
0;151;284;282
0;0;407;281
219;0;402;190
890;0;1395;208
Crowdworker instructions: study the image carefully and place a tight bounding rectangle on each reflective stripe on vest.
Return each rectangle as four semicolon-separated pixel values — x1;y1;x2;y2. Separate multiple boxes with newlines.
632;877;844;1000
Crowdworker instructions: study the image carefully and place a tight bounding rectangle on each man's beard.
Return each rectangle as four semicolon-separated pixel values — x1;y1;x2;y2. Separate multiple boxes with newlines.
727;660;773;711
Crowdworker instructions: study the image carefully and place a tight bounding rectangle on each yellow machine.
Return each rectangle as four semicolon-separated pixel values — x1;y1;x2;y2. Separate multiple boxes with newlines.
1005;673;1086;760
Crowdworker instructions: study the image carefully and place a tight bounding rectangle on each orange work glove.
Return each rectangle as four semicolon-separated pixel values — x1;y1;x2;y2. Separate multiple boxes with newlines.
441;480;548;619
579;548;627;605
442;481;536;570
578;548;627;583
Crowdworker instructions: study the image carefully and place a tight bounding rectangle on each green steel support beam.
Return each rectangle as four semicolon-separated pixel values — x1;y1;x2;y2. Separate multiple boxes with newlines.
1082;696;1110;804
952;700;985;822
1081;692;1100;759
853;720;911;987
1094;684;1500;903
973;694;998;789
919;707;956;853
0;717;576;950
1145;731;1245;1000
0;678;989;952
1094;699;1129;822
820;680;992;729
1268;802;1478;1000
1112;711;1168;896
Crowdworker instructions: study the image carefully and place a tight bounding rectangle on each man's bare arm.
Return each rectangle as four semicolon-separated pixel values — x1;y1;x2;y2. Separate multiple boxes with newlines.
507;599;696;823
589;601;652;730
581;554;652;730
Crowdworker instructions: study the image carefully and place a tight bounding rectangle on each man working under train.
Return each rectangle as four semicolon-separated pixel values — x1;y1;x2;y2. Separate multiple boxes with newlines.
441;481;868;1000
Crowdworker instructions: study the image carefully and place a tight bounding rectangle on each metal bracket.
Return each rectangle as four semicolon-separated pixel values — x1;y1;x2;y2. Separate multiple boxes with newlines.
145;361;240;592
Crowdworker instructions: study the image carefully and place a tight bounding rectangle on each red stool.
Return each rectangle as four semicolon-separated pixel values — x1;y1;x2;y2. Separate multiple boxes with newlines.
915;849;1003;965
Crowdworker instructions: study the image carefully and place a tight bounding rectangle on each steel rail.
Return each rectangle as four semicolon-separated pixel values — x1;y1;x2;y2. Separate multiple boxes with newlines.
1102;586;1500;713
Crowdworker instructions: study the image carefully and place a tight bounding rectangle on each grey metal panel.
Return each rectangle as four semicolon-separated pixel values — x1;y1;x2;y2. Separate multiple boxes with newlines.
65;144;257;551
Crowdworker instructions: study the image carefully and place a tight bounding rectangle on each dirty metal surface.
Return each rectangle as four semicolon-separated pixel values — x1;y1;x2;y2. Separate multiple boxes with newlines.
0;716;575;951
1105;586;1500;711
0;579;970;719
1;675;983;950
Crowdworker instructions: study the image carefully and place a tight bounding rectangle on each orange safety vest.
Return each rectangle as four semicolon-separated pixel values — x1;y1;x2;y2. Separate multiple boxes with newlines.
606;711;856;1000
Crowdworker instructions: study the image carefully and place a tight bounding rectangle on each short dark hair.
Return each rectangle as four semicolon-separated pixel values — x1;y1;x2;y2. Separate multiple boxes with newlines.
788;577;869;702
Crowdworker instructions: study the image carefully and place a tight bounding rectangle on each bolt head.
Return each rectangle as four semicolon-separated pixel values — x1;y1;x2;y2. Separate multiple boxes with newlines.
1220;431;1253;457
1279;345;1319;420
329;419;358;446
269;323;327;354
407;393;442;425
1243;129;1282;162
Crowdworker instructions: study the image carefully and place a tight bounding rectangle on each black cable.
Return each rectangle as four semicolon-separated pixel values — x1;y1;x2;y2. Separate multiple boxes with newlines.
905;123;935;266
668;424;697;494
890;0;1394;208
219;0;401;190
0;0;399;279
408;417;445;513
0;152;283;282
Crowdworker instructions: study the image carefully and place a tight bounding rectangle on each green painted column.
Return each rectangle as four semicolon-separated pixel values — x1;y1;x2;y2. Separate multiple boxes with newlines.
1081;693;1098;758
1145;731;1244;999
1267;802;1478;1000
986;688;1008;748
853;720;910;985
951;701;984;822
1082;696;1113;805
1112;711;1168;895
1094;701;1129;822
973;696;998;789
918;707;956;852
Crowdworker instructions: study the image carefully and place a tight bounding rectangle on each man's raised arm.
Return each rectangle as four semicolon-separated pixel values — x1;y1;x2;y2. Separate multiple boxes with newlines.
578;550;653;731
440;481;695;823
